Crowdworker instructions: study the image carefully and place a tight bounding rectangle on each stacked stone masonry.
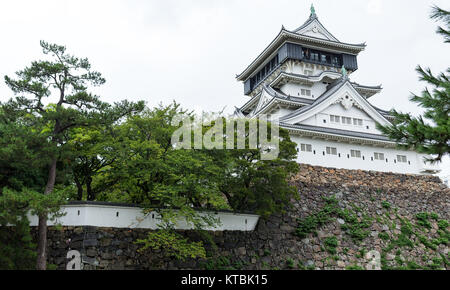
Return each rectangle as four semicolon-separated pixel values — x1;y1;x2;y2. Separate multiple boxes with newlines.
36;165;449;270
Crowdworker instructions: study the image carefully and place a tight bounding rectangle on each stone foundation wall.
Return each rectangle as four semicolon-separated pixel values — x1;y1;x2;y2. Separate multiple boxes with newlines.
37;165;450;270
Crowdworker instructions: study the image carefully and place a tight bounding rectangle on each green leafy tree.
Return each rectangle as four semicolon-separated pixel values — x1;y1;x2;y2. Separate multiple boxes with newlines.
0;107;49;192
67;126;119;201
0;188;67;270
0;104;67;269
97;103;228;227
431;5;450;43
98;104;299;259
3;41;144;269
210;119;299;217
377;6;450;163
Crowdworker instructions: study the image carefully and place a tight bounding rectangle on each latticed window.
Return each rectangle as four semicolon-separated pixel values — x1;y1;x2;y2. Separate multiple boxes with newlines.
353;118;363;126
397;155;407;163
350;150;361;158
330;115;340;123
342;117;352;124
326;147;337;155
301;89;311;96
374;152;384;160
300;144;312;152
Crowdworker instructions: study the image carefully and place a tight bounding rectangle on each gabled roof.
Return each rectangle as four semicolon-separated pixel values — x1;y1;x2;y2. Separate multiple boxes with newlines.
240;84;312;116
280;76;392;127
351;82;383;98
279;77;347;121
236;8;366;82
234;106;245;118
292;11;339;42
236;29;366;82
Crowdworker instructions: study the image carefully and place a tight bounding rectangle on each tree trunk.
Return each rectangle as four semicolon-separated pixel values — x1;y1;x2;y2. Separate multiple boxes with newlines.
86;176;93;201
36;158;57;270
74;176;83;201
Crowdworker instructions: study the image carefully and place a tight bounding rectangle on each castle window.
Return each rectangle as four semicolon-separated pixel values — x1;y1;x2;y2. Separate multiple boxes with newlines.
332;56;341;67
326;147;337;155
301;89;311;96
397;155;407;163
353;118;363;126
342;117;352;125
330;115;340;123
374;152;384;161
300;144;312;152
350;150;361;158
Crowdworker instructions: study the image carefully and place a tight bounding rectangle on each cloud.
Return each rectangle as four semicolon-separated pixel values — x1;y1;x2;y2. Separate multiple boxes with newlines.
366;0;383;15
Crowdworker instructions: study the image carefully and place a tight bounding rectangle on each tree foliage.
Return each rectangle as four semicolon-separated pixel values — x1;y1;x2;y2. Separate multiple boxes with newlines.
2;40;144;269
135;230;206;261
94;105;299;259
377;6;450;163
0;188;67;270
2;41;300;265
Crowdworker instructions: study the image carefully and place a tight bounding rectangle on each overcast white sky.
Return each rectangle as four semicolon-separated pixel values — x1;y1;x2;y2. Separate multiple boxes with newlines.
0;0;448;179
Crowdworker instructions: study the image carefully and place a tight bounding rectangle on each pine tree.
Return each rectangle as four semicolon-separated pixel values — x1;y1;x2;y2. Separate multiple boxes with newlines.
378;6;450;163
3;41;144;269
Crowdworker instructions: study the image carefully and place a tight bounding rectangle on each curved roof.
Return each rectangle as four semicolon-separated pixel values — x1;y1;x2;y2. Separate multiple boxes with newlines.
280;122;393;143
279;76;392;127
236;9;366;82
292;12;339;42
242;84;312;116
279;76;348;121
270;70;342;87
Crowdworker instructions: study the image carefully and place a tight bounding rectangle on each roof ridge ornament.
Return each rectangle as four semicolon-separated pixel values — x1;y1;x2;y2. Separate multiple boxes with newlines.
310;4;317;18
341;65;348;80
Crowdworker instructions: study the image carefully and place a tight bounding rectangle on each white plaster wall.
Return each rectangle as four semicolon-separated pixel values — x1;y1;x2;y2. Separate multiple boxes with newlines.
301;103;380;135
279;81;328;99
26;204;259;231
291;135;439;174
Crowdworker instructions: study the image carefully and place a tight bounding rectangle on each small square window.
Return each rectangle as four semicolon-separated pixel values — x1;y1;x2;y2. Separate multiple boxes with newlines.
353;118;363;126
326;147;337;155
397;155;407;163
374;152;384;160
301;89;311;97
300;144;312;152
350;150;361;158
330;115;340;123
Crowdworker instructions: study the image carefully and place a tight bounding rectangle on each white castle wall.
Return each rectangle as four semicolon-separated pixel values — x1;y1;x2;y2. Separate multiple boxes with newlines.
26;203;260;231
291;135;439;174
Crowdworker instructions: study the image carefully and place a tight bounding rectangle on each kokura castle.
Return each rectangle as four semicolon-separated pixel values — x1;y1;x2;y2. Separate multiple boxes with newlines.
234;6;440;175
